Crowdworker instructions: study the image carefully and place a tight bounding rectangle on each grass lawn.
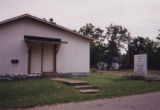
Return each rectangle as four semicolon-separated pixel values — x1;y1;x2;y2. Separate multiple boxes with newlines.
97;69;160;75
1;71;160;108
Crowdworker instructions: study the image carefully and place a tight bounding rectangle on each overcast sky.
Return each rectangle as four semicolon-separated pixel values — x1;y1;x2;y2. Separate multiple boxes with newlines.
0;0;160;39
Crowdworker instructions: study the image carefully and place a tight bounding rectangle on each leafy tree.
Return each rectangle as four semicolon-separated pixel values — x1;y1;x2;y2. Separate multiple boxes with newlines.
129;36;159;69
157;29;160;40
79;23;105;45
129;36;146;54
106;24;129;48
79;23;105;67
145;38;159;68
155;32;160;69
79;23;130;69
105;24;129;68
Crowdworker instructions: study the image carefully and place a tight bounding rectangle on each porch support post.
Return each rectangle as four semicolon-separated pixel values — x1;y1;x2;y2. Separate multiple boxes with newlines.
53;44;57;73
27;43;32;74
41;43;44;73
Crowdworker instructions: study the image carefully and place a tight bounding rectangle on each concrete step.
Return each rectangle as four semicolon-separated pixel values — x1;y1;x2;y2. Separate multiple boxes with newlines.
69;82;89;86
49;78;100;94
50;78;89;86
79;89;100;93
74;85;97;89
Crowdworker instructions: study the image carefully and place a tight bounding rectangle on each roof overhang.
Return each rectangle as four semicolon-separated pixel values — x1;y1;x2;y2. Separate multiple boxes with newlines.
0;14;94;42
24;36;68;44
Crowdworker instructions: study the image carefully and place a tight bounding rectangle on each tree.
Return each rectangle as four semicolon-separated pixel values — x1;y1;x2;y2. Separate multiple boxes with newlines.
157;29;160;40
79;23;105;67
145;38;159;68
105;24;129;68
106;24;129;49
155;32;160;69
129;37;146;54
79;23;105;45
129;36;159;69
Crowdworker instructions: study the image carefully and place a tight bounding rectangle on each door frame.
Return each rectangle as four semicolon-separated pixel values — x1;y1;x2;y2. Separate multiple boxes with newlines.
28;43;57;74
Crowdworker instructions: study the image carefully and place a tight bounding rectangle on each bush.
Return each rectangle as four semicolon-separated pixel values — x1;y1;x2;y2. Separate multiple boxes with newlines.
91;68;97;73
126;75;158;81
126;75;145;80
0;73;42;81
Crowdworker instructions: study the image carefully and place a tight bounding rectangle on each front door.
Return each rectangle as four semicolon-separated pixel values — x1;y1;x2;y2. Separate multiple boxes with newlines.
30;43;42;73
29;43;54;73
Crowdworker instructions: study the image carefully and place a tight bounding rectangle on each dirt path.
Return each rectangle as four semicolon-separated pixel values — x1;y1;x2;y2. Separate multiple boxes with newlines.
25;91;160;110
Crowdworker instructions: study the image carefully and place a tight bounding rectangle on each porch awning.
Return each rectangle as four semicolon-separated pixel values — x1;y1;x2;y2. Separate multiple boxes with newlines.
24;36;67;44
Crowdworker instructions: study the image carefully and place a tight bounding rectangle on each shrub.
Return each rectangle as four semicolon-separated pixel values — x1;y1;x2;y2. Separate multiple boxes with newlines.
91;68;97;73
0;73;42;81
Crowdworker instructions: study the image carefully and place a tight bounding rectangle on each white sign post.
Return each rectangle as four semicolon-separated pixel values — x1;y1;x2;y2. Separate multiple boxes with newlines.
134;54;147;76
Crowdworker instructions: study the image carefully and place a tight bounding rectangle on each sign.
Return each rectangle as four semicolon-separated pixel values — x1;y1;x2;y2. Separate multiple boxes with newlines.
134;54;147;76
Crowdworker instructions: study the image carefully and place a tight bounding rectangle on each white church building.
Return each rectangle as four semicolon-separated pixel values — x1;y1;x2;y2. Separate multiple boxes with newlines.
0;14;93;77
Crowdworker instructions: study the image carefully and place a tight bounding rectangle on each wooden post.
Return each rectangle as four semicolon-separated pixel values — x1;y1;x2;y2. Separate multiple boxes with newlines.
41;43;44;73
53;44;57;73
28;43;32;74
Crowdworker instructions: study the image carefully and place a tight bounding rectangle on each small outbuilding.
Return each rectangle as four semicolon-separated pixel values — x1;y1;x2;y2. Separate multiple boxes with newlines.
97;57;121;70
0;14;93;77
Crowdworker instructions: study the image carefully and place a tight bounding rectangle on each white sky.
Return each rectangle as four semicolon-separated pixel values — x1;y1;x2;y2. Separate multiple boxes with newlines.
0;0;160;39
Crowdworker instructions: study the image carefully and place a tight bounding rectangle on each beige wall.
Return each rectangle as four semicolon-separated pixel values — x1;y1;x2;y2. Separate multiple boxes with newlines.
0;18;90;75
30;43;42;73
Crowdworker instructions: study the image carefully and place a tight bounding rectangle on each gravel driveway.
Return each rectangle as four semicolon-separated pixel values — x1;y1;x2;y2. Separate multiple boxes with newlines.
25;91;160;110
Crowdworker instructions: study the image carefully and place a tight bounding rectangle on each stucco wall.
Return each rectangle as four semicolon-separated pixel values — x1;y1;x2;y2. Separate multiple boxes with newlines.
0;18;90;75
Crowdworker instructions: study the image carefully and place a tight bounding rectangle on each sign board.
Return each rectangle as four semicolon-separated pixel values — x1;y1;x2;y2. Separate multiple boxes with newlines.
134;54;147;76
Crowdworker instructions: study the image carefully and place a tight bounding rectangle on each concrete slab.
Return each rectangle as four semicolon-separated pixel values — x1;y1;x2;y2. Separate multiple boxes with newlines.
49;78;99;94
79;89;100;93
74;85;97;89
49;78;89;85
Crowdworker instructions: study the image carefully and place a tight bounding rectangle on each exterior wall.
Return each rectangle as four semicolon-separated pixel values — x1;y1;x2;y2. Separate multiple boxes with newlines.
0;20;28;75
0;18;90;75
111;62;120;70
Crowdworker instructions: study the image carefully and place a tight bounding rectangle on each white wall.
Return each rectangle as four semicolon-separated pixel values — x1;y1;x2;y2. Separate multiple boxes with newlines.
111;62;119;70
0;20;28;75
0;18;90;75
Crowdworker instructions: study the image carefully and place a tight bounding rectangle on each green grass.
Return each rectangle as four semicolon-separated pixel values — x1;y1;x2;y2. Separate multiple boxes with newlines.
1;73;160;108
